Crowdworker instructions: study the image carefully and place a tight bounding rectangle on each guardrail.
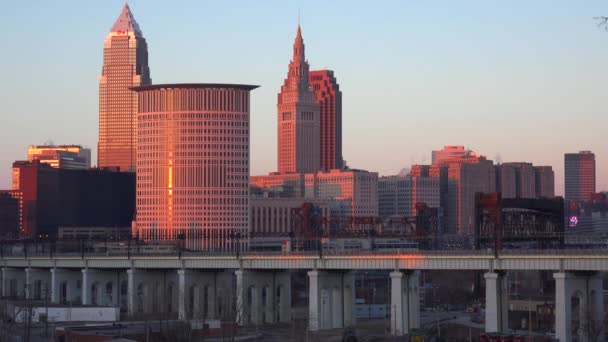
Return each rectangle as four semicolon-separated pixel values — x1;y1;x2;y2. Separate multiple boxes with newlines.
1;238;608;259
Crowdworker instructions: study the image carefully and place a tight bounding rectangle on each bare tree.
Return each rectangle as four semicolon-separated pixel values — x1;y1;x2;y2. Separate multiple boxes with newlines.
582;311;608;342
593;16;608;31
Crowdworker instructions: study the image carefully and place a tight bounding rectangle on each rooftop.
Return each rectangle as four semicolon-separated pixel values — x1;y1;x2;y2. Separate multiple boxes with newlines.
131;83;259;92
110;4;142;36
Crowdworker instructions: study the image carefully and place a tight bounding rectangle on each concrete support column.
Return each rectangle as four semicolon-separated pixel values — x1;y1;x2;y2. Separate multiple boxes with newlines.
235;269;261;326
127;268;146;317
276;271;292;324
390;271;405;336
308;270;322;331
50;268;81;304
2;267;25;298
343;271;356;327
554;272;604;342
407;271;421;330
390;271;420;336
588;274;604;337
25;268;50;300
178;269;192;320
485;272;508;333
308;270;347;331
264;283;275;324
554;272;573;342
235;269;287;326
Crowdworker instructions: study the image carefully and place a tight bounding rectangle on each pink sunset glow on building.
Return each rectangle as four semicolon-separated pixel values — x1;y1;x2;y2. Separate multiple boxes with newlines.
309;70;343;171
98;4;151;172
132;84;258;251
277;26;321;174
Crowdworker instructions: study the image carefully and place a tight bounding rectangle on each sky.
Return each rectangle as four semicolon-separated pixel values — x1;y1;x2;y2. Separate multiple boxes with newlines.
0;1;607;195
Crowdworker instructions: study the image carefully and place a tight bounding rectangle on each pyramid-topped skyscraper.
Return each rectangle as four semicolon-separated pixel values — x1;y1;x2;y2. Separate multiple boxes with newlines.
98;3;151;172
277;25;321;173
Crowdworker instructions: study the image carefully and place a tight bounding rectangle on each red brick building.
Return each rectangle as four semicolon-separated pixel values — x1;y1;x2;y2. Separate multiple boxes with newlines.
309;70;343;171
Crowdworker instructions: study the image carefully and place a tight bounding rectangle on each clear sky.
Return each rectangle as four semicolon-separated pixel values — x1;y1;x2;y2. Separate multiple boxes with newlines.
1;1;607;195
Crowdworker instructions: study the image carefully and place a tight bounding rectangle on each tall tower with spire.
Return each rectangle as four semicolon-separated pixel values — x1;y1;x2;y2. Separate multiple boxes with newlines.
98;3;151;172
277;25;321;173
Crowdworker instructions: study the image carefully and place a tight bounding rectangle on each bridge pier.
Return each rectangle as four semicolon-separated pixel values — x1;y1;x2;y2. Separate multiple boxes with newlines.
2;267;25;298
484;271;508;333
554;272;604;342
50;268;81;304
178;269;218;320
127;268;166;317
25;267;50;300
308;270;356;331
236;269;291;326
390;270;420;336
81;268;119;306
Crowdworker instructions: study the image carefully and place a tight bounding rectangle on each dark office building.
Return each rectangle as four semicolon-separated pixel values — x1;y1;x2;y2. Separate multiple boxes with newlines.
0;191;20;237
11;160;135;237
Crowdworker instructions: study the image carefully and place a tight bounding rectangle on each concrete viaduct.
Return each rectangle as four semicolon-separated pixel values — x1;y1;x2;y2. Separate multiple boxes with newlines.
2;251;607;342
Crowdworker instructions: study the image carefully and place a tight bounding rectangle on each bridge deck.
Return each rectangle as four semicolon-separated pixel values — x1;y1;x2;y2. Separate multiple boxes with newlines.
2;250;608;271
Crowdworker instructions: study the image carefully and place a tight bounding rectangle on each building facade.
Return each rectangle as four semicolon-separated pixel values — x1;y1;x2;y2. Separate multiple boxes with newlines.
250;173;305;198
496;162;536;199
27;145;91;170
427;146;496;235
446;160;496;235
133;84;257;251
0;191;20;237
534;166;555;199
277;26;321;173
378;175;440;218
11;160;135;237
305;169;378;217
98;4;151;172
309;70;342;171
250;197;330;236
251;169;378;218
564;151;596;203
432;146;478;165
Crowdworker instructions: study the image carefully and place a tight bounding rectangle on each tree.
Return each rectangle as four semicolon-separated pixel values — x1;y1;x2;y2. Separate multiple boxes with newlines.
593;17;608;31
582;310;608;342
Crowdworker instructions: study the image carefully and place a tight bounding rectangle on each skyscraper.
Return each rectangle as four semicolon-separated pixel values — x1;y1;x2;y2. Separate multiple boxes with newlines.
429;146;495;234
132;84;257;251
98;4;151;172
565;151;596;203
310;70;342;171
277;26;321;174
534;166;555;198
495;162;536;199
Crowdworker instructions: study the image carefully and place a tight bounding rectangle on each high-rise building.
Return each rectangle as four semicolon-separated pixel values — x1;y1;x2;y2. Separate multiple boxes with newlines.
98;4;151;172
565;151;596;203
496;162;536;199
132;84;257;251
446;160;495;234
534;166;555;198
251;169;378;218
310;70;342;171
0;191;20;237
277;26;321;174
11;160;135;237
429;146;495;234
304;169;378;217
27;145;91;170
378;174;440;218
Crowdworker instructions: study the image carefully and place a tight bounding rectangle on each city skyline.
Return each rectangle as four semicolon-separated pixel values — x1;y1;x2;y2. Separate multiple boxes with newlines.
1;1;608;195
